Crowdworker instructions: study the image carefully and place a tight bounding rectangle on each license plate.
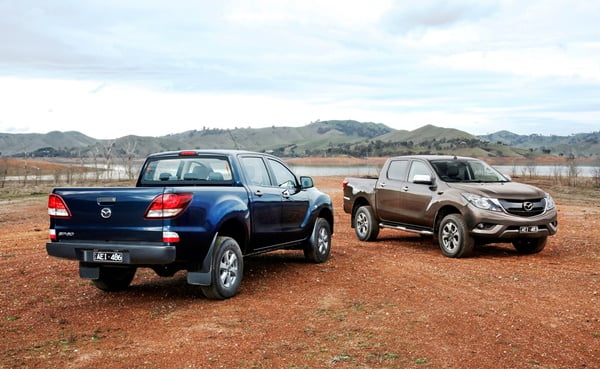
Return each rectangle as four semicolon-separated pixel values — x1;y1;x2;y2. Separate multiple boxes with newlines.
93;251;124;263
519;226;539;233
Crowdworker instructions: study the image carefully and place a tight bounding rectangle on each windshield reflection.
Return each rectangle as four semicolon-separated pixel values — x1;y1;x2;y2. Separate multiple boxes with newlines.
430;159;509;183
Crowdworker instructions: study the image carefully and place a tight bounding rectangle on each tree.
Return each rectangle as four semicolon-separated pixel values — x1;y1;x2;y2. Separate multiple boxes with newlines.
122;139;138;180
592;159;600;188
566;154;580;186
0;157;7;188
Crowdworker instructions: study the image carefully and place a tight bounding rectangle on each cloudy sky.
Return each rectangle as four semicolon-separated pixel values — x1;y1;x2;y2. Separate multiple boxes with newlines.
1;0;599;139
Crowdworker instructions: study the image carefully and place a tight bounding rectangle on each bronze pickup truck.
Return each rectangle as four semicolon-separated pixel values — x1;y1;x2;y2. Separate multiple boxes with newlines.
343;155;558;257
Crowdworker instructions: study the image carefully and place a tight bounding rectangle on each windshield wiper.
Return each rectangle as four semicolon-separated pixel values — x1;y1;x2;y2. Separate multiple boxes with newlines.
465;179;506;183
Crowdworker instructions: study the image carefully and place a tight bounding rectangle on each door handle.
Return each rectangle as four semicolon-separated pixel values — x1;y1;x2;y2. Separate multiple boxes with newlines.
255;190;263;197
379;182;386;188
97;196;116;205
402;186;409;192
281;189;290;199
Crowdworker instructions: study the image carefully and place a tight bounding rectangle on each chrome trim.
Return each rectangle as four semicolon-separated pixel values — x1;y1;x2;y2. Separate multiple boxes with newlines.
379;223;433;236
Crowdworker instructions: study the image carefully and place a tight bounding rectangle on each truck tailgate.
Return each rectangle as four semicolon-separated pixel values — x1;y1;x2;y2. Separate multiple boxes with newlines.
51;187;165;243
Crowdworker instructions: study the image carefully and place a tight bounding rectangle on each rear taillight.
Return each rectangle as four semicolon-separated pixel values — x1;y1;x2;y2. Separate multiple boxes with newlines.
162;231;180;243
48;194;71;218
342;179;349;190
145;193;193;218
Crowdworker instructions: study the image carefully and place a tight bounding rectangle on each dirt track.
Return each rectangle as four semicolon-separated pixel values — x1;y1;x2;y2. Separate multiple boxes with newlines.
1;177;599;369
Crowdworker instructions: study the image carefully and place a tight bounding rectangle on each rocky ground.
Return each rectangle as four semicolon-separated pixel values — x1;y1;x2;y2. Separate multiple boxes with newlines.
1;177;599;369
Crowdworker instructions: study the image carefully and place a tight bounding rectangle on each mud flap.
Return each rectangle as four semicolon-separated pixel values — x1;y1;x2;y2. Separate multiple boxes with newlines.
186;233;218;286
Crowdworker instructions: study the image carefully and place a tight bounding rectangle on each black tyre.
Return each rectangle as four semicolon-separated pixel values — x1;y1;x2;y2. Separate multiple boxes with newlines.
304;218;332;263
201;236;243;300
354;205;379;241
92;266;137;292
438;214;474;258
513;237;547;254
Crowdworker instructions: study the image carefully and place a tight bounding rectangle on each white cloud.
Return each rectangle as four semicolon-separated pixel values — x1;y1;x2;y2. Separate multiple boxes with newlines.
380;0;497;35
431;46;600;80
0;0;599;138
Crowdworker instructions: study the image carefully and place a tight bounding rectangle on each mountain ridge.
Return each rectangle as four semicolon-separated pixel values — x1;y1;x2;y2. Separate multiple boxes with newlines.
1;121;598;159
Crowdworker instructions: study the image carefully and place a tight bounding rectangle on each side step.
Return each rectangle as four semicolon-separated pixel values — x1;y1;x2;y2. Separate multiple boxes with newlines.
379;223;434;236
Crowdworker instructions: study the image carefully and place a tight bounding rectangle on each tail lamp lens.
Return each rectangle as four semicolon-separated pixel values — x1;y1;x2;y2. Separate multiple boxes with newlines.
48;194;71;218
145;193;193;218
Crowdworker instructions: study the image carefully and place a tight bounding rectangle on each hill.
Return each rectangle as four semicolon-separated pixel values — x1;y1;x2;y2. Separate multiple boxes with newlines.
165;120;392;156
0;120;395;158
0;131;98;157
478;131;600;158
0;121;597;160
379;124;475;144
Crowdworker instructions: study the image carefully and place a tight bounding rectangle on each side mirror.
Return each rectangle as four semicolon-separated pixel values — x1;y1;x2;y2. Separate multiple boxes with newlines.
412;174;435;186
300;176;314;189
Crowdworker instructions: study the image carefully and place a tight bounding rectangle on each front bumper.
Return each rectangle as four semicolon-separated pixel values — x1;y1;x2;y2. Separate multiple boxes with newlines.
46;241;177;265
467;208;558;240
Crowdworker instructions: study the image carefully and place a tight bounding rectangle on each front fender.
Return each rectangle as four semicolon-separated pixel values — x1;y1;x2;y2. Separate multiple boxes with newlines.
305;189;334;234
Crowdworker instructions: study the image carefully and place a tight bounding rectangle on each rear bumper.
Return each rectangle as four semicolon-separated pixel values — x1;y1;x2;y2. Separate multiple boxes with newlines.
46;241;176;265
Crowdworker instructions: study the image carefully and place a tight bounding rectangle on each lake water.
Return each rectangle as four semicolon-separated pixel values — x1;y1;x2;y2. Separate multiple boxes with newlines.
290;164;598;178
6;163;597;183
290;165;381;177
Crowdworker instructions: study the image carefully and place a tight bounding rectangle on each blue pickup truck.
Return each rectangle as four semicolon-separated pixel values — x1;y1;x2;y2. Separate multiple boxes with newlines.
46;150;333;299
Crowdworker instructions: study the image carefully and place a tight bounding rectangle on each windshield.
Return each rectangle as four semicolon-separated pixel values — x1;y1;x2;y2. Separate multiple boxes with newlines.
140;156;233;185
429;159;508;183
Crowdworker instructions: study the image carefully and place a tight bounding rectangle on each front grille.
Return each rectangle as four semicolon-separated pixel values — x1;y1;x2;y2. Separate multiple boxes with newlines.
499;198;545;217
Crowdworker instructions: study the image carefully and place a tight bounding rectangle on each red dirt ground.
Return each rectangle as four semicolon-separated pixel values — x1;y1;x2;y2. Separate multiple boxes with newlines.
1;177;599;369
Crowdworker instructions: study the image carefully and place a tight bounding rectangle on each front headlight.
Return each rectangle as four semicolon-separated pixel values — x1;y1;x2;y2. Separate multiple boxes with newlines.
462;193;503;212
545;193;556;210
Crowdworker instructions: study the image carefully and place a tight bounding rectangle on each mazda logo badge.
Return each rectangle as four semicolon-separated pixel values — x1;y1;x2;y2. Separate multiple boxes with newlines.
100;208;112;219
523;202;534;211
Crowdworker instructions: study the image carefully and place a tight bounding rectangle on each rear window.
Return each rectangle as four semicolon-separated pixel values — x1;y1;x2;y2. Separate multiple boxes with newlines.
140;156;233;185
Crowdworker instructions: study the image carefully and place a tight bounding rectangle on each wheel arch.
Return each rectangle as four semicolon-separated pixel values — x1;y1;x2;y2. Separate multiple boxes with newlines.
351;196;372;228
217;217;249;254
316;206;334;234
433;205;463;235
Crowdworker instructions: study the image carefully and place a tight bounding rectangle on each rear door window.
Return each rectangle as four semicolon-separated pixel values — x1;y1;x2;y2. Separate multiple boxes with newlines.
386;160;409;181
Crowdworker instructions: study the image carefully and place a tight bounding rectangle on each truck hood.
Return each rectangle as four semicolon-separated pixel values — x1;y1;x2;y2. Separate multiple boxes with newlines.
446;182;547;200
